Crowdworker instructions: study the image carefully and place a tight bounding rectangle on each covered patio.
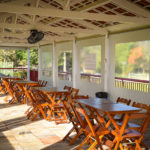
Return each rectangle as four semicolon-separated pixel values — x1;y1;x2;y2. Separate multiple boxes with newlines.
0;0;150;149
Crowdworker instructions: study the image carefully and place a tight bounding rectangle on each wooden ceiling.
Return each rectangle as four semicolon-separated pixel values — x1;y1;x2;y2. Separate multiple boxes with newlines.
0;0;150;47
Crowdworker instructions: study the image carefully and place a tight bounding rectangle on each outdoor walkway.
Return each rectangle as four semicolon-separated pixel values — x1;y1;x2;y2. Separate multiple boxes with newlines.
0;95;150;150
0;95;82;150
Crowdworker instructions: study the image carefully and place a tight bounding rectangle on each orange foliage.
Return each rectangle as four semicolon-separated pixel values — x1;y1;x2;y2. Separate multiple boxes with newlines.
128;47;143;64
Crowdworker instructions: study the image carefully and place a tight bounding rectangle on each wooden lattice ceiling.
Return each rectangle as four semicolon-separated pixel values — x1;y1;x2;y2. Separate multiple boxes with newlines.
0;0;150;47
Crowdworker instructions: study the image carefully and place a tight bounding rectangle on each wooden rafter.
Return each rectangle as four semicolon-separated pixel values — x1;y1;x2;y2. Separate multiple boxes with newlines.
0;23;108;35
113;0;150;18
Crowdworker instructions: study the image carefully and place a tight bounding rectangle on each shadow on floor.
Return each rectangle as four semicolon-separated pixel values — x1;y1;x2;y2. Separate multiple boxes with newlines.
0;132;15;150
0;116;43;132
41;140;81;150
0;103;22;109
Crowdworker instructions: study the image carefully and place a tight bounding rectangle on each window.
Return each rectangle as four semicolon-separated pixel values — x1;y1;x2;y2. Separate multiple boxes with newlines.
0;49;27;78
115;40;150;92
41;45;52;77
80;45;101;84
58;50;72;81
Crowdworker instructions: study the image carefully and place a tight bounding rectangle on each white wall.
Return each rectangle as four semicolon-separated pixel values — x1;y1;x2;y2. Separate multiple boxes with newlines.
108;28;150;104
77;36;105;97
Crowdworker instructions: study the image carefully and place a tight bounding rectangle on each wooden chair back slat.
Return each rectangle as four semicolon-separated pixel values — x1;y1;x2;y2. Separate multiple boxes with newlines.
116;97;131;105
132;102;150;113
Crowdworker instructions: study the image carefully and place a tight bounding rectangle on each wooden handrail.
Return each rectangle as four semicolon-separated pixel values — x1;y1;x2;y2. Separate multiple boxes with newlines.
115;77;149;83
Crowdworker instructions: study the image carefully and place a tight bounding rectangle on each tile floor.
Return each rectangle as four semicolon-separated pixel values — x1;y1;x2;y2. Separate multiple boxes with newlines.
0;95;150;150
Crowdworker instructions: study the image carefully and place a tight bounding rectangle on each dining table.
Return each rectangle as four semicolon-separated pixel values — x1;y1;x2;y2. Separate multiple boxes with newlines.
13;80;40;103
75;98;141;149
33;86;70;124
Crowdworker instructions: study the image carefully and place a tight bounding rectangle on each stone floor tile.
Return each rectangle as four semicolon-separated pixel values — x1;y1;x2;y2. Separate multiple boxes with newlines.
0;95;150;150
40;136;61;145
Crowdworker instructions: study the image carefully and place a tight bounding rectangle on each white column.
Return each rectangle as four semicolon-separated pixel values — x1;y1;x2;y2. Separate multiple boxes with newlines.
104;33;110;92
63;52;67;72
27;48;30;80
52;41;58;87
72;38;78;88
38;46;41;80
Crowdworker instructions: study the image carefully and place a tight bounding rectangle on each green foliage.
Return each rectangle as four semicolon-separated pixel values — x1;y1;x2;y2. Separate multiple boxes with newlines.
0;48;38;77
58;51;72;72
30;49;38;68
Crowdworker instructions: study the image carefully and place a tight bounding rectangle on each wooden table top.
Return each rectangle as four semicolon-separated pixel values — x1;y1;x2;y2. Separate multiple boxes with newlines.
1;76;21;80
15;80;38;84
77;98;141;114
33;86;68;93
76;98;115;104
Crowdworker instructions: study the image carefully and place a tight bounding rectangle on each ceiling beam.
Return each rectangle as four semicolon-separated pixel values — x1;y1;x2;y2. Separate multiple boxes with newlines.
0;32;28;39
0;4;150;24
113;0;150;18
0;23;107;35
0;31;75;40
0;42;34;47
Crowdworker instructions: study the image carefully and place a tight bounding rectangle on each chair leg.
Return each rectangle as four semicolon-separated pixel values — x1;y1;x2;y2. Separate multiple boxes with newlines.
88;135;103;150
69;128;84;145
135;140;142;150
62;127;75;141
114;140;120;150
76;134;91;150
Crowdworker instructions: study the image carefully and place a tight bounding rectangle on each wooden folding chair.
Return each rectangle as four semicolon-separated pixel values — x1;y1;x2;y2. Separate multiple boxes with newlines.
2;79;18;103
38;80;42;86
70;101;110;150
116;97;131;105
14;82;26;103
41;80;48;87
115;97;132;122
0;80;7;94
45;91;70;124
64;85;72;92
127;102;150;149
111;112;150;150
71;88;79;99
24;86;51;121
62;100;81;142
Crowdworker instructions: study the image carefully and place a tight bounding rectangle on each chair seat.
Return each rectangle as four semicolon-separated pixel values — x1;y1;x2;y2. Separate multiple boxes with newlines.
117;121;140;129
54;103;64;107
112;129;141;138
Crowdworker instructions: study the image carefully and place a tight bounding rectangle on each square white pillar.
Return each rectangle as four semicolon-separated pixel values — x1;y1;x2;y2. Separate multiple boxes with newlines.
104;33;110;92
27;48;30;80
72;38;79;88
52;41;58;87
38;46;41;80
